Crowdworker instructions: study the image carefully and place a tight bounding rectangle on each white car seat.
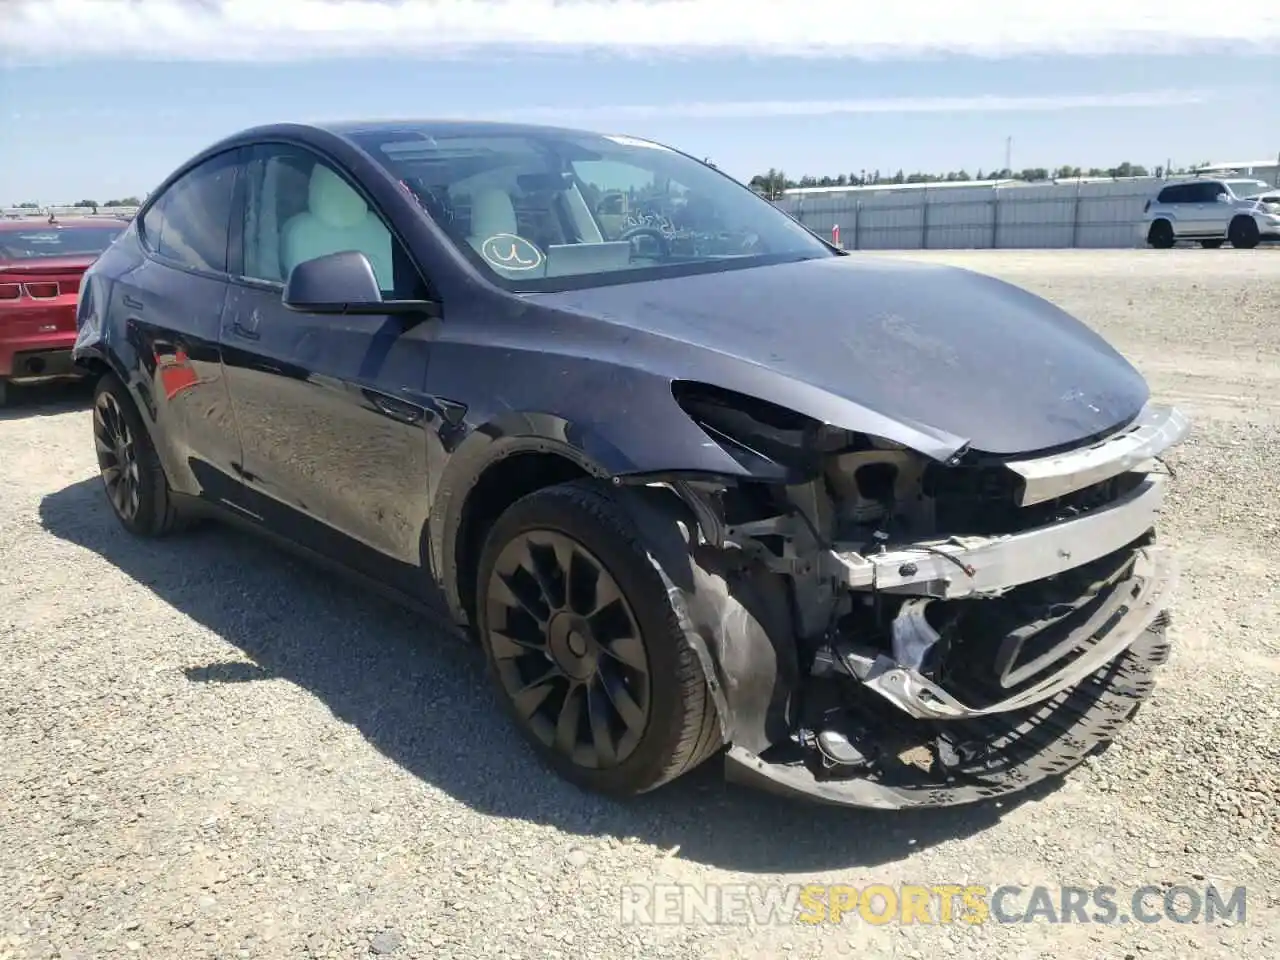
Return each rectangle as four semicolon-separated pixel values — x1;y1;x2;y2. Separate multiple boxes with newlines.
467;188;519;252
281;164;395;291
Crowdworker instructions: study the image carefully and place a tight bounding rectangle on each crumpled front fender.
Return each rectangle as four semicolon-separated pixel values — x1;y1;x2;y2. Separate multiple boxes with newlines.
609;483;800;755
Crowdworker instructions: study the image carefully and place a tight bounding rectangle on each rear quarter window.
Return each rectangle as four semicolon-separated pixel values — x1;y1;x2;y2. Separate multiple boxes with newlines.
140;149;240;274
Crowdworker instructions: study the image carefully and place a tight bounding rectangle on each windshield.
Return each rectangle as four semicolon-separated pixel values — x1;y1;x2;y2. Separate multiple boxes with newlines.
348;128;833;291
1225;179;1272;198
0;224;123;260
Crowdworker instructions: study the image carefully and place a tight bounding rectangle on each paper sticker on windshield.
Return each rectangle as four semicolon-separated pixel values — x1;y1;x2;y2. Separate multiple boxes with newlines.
604;135;672;151
480;234;544;271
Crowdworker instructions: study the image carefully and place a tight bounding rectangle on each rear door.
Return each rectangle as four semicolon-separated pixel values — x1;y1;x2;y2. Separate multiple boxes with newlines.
219;141;440;597
1156;184;1195;238
115;149;246;505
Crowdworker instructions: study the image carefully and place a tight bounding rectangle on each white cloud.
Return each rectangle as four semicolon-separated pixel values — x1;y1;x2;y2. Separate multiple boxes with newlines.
4;0;1279;62
501;90;1209;122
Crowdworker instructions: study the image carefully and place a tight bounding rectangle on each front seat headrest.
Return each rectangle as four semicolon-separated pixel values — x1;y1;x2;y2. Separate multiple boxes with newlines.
308;164;369;228
469;188;518;238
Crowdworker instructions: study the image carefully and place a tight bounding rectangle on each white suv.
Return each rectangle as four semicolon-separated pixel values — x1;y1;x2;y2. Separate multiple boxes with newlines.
1140;177;1280;249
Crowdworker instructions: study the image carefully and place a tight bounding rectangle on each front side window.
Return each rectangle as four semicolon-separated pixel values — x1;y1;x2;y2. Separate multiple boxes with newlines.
1225;179;1271;199
239;143;423;299
143;151;238;273
346;127;833;292
0;224;123;260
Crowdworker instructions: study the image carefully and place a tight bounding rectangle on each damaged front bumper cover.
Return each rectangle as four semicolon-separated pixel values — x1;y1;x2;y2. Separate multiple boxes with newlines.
842;545;1175;720
725;544;1176;808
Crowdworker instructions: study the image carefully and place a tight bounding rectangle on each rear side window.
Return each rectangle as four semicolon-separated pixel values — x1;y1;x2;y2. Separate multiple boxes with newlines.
142;150;239;273
1156;185;1187;204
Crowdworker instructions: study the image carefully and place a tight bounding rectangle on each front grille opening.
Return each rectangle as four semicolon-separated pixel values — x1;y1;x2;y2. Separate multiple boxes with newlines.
940;539;1148;704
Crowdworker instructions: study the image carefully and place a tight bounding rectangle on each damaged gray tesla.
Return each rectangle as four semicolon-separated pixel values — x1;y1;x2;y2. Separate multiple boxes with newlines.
73;120;1188;808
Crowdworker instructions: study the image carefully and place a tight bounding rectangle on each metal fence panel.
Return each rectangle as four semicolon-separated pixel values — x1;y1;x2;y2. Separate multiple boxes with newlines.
775;178;1175;250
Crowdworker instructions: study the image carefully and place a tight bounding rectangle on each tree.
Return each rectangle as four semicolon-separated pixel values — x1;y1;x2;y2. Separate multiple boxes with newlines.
16;201;37;209
748;159;1165;192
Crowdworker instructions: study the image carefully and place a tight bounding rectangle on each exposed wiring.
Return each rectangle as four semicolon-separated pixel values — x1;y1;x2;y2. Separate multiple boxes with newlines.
919;544;977;578
789;504;832;551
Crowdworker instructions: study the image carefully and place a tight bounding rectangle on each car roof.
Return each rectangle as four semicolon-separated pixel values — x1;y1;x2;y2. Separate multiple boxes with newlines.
316;118;616;142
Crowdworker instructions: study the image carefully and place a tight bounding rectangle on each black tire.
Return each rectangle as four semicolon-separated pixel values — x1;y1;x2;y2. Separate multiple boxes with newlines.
0;379;8;407
1228;216;1260;249
475;479;721;797
92;373;186;537
1200;239;1224;249
1146;220;1175;248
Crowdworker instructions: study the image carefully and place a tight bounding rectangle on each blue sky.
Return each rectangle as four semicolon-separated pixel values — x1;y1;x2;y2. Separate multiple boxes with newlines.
2;0;1279;203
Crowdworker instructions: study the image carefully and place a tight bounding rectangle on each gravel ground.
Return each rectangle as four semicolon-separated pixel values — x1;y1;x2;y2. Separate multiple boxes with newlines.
2;248;1278;960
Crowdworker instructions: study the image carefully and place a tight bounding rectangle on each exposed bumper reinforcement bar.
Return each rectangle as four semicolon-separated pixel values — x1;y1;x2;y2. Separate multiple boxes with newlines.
1004;402;1189;507
831;473;1167;599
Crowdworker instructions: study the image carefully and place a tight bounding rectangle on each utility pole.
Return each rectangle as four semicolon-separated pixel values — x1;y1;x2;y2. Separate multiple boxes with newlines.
1005;136;1012;174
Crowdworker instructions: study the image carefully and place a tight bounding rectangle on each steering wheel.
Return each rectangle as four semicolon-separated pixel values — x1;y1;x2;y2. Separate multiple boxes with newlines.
618;225;670;259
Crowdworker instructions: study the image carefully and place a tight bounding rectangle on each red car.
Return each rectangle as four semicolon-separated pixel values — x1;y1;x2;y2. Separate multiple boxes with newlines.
0;216;127;405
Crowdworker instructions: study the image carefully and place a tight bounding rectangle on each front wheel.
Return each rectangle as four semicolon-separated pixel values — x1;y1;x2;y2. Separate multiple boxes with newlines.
92;373;186;537
475;480;721;796
1228;216;1260;249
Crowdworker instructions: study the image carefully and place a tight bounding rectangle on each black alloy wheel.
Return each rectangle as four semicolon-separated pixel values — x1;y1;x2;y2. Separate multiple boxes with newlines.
1228;216;1260;249
485;528;652;769
94;388;141;524
91;373;186;537
475;480;721;796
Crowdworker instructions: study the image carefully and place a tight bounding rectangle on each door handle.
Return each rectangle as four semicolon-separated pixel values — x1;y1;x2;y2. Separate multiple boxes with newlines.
123;294;144;310
232;319;260;341
369;393;424;425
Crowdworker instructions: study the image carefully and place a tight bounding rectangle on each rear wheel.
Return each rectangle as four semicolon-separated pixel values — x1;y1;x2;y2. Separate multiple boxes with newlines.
1147;220;1175;248
1200;239;1224;249
475;480;721;796
0;379;7;407
92;373;186;537
1228;216;1260;249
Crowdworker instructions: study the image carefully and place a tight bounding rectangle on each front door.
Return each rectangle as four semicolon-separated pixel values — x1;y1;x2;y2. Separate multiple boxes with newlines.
218;142;442;599
1184;181;1228;237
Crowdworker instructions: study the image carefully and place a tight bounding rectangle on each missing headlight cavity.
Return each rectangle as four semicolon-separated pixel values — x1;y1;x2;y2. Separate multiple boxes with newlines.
671;380;881;478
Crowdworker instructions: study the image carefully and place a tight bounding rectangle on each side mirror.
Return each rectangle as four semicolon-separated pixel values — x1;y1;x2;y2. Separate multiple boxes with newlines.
1217;193;1231;203
282;250;439;317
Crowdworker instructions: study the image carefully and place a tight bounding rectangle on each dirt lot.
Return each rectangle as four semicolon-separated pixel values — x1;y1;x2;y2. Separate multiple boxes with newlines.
2;249;1278;959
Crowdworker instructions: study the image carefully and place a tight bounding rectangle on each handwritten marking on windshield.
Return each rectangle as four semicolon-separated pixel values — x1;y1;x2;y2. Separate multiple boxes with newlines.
480;234;544;272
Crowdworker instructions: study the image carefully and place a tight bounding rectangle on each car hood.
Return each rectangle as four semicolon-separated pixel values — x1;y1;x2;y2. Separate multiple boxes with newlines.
529;255;1150;457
